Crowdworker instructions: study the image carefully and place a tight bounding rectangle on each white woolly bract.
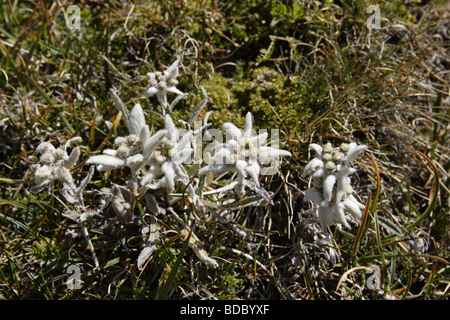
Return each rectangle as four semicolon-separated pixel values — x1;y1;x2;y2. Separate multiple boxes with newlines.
198;111;291;196
303;142;367;230
86;155;126;171
128;103;146;136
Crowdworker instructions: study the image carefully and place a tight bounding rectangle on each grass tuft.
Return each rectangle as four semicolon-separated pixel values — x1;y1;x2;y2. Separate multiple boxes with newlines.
0;0;449;300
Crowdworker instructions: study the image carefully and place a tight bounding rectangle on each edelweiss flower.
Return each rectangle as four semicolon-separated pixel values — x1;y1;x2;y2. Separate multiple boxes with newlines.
30;137;82;193
198;112;291;196
303;142;367;230
145;60;186;114
140;114;193;192
87;103;166;179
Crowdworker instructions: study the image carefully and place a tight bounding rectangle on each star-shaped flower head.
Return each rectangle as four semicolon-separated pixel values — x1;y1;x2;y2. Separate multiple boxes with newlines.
140;114;193;193
30;137;82;193
198;112;291;196
303;142;367;230
145;60;186;114
86;103;166;180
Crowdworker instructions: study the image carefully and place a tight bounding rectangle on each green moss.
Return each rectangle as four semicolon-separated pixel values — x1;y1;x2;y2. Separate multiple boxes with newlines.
197;66;327;146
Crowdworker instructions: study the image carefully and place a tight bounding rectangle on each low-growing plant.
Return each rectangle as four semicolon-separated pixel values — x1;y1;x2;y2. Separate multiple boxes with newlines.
1;0;448;301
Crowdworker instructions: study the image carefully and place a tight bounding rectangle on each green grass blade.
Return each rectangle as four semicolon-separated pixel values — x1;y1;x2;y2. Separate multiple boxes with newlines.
156;228;192;300
406;152;440;231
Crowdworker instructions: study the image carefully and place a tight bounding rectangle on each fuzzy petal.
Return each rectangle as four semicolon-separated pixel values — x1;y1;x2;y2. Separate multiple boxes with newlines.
212;147;232;164
303;158;324;177
250;132;268;146
55;167;74;186
164;114;179;142
176;131;193;152
323;174;337;202
164;59;179;80
318;202;334;230
166;86;184;96
309;143;322;155
342;198;363;221
126;154;144;167
345;144;367;164
169;93;188;112
145;177;167;190
222;123;242;140
258;147;291;164
161;162;176;191
86;155;125;171
65;136;82;147
34;165;52;183
347;194;366;209
140;125;150;147
173;148;193;164
64;147;80;168
30;179;52;193
335;172;351;203
103;149;118;157
173;162;189;184
333;204;350;228
147;72;156;81
312;167;325;180
35;142;55;155
110;89;129;128
198;163;234;175
77;165;95;194
145;86;158;98
243;112;254;138
245;162;260;185
114;136;127;146
143;130;167;160
141;171;156;186
235;159;248;178
128;104;146;136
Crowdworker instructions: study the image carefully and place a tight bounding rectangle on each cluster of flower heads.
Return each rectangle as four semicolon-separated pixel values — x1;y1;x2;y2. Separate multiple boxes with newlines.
85;61;294;201
302;142;367;230
85;102;191;193
29;59;368;269
199;112;292;197
30;137;82;194
145;59;186;114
